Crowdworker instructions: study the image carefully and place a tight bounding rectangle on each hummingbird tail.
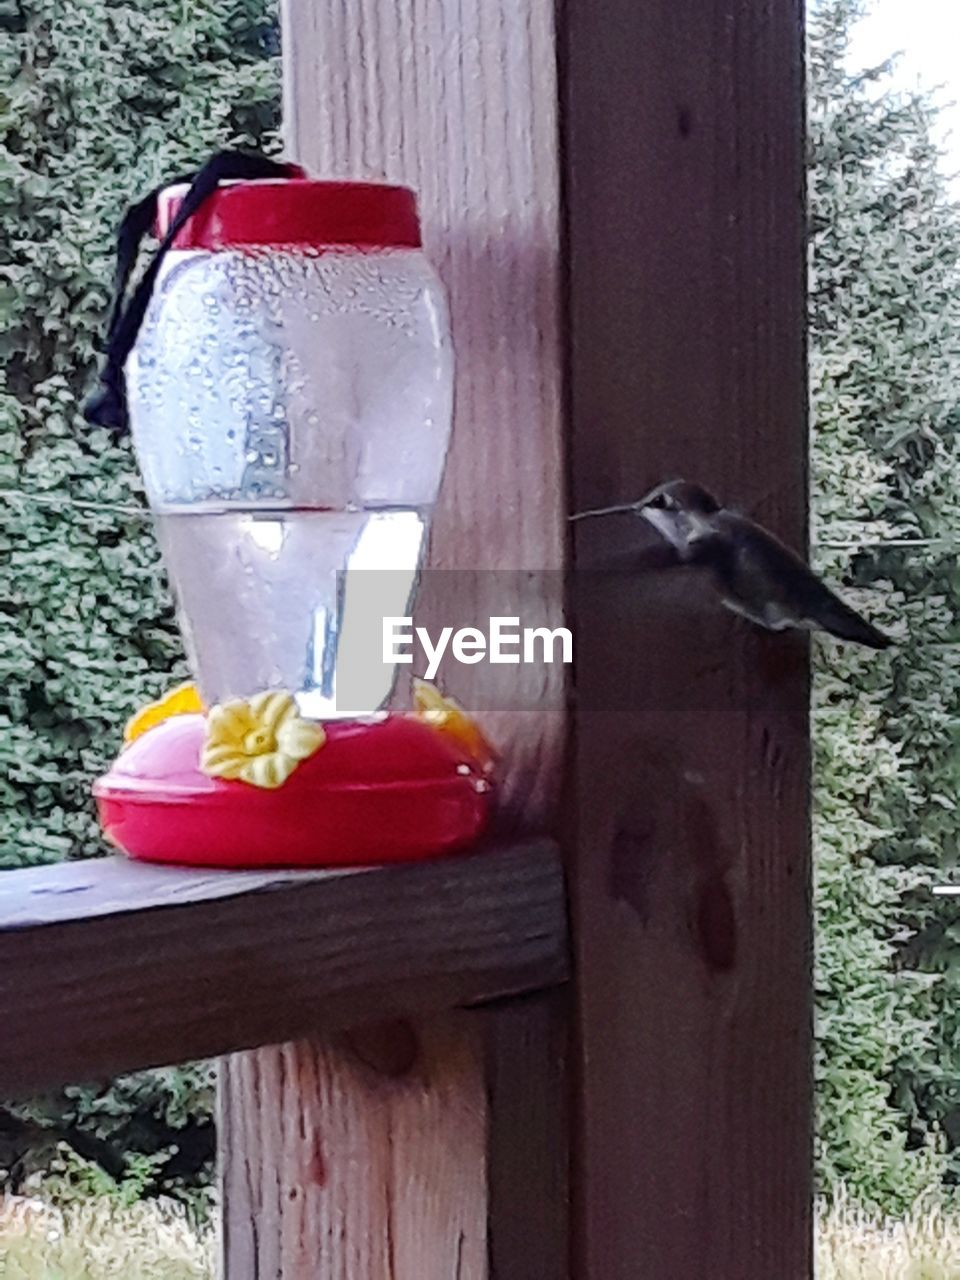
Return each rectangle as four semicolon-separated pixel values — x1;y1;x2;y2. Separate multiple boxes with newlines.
820;599;893;650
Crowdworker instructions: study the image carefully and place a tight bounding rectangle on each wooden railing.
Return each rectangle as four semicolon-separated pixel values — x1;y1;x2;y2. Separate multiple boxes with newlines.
0;840;568;1097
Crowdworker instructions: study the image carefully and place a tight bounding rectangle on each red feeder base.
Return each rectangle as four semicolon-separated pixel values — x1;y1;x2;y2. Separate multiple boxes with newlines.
94;713;491;869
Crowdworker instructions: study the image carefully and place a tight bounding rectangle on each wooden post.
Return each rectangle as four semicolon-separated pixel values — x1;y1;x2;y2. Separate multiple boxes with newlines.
220;1022;487;1276
220;0;567;1274
221;0;810;1273
564;1;811;1276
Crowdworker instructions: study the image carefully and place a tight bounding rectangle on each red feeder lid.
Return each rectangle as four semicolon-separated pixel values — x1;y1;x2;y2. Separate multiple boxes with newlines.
158;172;422;251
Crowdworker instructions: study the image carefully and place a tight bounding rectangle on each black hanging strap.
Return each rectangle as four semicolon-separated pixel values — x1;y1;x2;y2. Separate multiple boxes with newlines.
84;149;296;434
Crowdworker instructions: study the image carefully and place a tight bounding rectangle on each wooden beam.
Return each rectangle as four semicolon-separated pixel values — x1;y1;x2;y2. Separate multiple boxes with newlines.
0;841;568;1098
563;1;811;1276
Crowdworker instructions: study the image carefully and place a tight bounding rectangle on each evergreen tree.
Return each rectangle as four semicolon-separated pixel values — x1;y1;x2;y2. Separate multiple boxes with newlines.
0;0;279;1202
0;0;280;867
810;0;960;1209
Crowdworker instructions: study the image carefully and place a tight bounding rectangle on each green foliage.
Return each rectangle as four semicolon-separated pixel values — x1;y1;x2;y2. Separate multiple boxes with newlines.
6;1065;216;1212
810;0;960;1211
1;0;280;868
0;0;279;1201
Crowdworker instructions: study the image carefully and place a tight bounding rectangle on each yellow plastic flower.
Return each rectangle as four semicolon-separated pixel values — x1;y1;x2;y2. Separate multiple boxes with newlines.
200;690;326;789
411;678;497;775
124;682;205;745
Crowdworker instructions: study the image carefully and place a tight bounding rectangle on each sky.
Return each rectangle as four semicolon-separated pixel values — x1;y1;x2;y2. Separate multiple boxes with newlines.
847;0;960;192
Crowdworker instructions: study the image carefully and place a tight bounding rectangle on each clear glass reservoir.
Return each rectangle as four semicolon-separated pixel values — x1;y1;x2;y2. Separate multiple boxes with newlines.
125;179;454;717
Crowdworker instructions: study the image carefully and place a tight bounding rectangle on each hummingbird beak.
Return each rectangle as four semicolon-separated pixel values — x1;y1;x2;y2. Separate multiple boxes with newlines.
568;484;668;523
568;499;645;523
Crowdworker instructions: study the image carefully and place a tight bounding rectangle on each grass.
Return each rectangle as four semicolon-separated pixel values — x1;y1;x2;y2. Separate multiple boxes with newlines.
816;1198;960;1279
4;1193;960;1277
0;1196;214;1280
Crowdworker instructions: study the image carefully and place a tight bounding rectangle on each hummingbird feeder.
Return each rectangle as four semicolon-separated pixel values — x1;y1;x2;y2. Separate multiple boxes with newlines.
91;153;493;867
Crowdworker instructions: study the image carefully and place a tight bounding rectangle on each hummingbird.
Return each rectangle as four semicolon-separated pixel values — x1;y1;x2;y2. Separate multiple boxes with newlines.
571;479;892;649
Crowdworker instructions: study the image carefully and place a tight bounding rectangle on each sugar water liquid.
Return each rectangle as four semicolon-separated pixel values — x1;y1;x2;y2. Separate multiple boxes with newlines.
155;505;427;718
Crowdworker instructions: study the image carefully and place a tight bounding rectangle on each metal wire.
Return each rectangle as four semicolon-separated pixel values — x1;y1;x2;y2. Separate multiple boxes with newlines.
4;487;960;552
0;488;148;518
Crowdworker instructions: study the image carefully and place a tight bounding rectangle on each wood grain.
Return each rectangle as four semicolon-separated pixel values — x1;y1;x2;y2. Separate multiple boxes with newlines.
563;0;812;1276
221;1019;487;1278
484;992;570;1280
0;841;568;1098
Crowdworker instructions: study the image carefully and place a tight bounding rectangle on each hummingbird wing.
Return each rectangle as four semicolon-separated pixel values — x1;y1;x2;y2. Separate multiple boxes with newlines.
583;541;686;574
709;512;893;650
